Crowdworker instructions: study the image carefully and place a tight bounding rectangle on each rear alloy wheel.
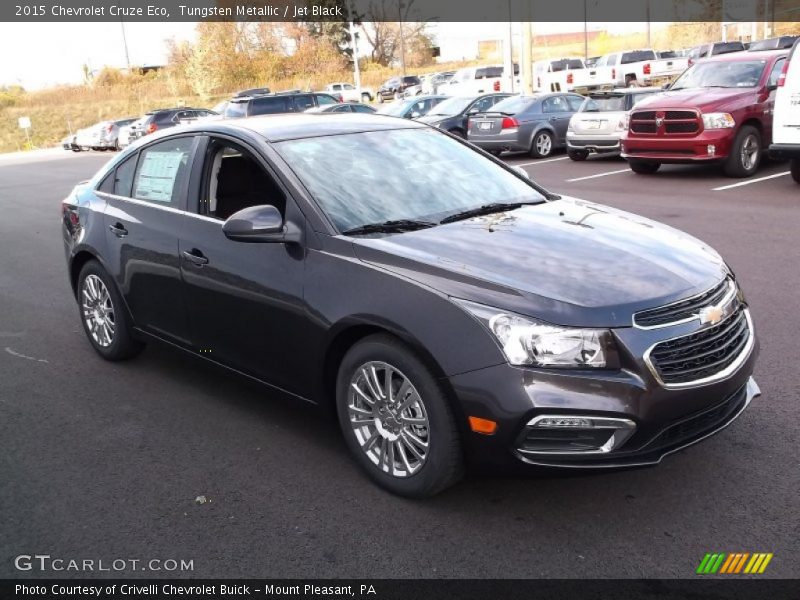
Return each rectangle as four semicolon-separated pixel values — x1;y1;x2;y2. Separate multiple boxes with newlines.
531;131;554;158
629;160;661;174
336;334;463;498
568;149;589;161
791;158;800;184
724;125;761;178
77;261;144;361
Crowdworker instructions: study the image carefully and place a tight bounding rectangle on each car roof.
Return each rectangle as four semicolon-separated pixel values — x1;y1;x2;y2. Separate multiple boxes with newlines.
702;49;787;62
171;113;426;142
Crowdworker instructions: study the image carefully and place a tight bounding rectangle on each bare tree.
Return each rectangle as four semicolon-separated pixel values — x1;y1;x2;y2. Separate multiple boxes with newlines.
360;0;430;66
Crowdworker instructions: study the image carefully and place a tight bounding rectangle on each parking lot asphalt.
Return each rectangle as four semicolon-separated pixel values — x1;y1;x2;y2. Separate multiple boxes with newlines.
1;150;798;579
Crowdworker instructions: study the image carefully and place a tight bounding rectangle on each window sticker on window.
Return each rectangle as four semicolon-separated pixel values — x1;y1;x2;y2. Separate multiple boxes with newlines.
134;151;185;203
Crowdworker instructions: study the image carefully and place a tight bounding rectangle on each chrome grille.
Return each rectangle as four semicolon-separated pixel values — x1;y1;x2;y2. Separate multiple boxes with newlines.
634;279;732;328
647;307;751;386
629;108;701;137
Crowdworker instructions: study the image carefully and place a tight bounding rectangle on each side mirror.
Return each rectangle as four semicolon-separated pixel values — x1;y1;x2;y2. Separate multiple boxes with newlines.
222;205;301;244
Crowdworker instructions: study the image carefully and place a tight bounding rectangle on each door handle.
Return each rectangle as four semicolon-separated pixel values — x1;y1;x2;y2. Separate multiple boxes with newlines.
182;249;209;266
108;223;128;237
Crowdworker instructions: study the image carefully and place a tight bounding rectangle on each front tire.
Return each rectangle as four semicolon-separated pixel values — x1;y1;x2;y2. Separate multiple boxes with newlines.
77;260;144;361
568;149;589;161
723;125;761;178
530;130;554;158
791;158;800;184
336;334;464;498
361;93;372;103
629;160;661;174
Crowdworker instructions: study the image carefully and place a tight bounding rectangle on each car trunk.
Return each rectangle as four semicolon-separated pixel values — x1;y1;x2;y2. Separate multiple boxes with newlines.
468;113;512;137
570;111;625;135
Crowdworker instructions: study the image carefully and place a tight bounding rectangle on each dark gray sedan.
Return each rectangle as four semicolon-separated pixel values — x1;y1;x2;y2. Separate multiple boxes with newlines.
467;93;584;157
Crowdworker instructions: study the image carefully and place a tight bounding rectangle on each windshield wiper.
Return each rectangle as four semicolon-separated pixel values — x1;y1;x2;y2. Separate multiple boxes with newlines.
439;201;540;224
341;219;437;236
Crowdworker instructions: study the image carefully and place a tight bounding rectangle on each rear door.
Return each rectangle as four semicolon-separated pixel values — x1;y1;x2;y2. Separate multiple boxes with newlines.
542;95;573;142
101;136;199;345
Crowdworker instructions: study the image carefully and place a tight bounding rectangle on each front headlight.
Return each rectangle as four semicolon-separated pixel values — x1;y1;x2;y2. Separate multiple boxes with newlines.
454;299;620;368
702;112;735;129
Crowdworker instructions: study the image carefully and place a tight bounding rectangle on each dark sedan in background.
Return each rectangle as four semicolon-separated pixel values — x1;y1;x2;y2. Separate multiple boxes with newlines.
468;92;585;157
417;93;512;138
62;114;759;498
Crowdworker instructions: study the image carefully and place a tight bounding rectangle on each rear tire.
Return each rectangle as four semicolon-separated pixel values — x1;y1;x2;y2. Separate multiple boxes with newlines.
77;260;144;361
791;158;800;184
361;93;372;103
530;130;554;158
568;149;589;161
723;125;761;178
336;334;464;498
629;160;661;174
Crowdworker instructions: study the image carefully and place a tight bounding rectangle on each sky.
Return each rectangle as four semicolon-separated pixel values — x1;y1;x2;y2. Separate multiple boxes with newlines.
0;21;653;90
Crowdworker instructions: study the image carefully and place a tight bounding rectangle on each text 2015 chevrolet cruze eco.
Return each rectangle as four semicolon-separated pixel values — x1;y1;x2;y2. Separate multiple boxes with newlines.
62;114;760;497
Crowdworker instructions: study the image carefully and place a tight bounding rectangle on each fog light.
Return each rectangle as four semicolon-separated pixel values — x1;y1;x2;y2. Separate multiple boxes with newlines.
520;414;636;455
535;417;593;428
707;144;716;156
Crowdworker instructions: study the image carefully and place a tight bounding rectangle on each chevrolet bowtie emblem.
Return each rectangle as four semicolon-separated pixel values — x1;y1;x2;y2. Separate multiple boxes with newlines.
698;304;725;325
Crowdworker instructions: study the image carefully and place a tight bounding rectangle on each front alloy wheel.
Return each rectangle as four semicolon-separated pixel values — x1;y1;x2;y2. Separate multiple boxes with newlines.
531;131;553;158
347;361;430;477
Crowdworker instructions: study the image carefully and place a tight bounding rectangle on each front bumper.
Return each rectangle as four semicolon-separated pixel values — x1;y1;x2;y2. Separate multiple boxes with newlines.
621;128;734;163
448;319;759;471
769;142;800;160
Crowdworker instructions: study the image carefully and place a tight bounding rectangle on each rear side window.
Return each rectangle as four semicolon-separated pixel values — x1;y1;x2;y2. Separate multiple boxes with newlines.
114;155;137;197
542;96;570;113
292;95;316;111
250;96;289;115
621;51;656;63
132;137;194;207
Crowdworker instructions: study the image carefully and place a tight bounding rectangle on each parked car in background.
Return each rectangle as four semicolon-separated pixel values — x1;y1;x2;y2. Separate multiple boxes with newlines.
687;41;745;64
533;57;616;93
422;71;456;94
61;134;78;151
769;37;800;183
376;75;421;102
597;49;689;88
377;95;447;120
324;82;374;103
467;92;584;157
416;93;512;138
130;108;217;141
62;113;759;497
74;117;138;151
748;35;799;52
444;64;520;96
118;117;145;148
566;87;661;160
223;92;340;118
621;49;788;177
233;87;271;98
306;102;377;114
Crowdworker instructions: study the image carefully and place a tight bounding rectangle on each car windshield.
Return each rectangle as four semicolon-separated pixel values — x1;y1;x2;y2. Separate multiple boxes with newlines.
490;95;536;114
427;96;474;116
581;95;626;112
275;128;545;233
670;60;766;89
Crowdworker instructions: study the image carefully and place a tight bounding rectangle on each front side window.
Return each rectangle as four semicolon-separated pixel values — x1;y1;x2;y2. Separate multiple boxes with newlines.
293;95;315;111
275;128;545;233
343;84;355;90
132;137;194;207
114;155;137;197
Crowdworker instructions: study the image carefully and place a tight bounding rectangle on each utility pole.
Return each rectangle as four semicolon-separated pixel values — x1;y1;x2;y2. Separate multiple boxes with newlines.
522;20;532;94
505;0;514;93
347;0;361;88
120;20;131;72
646;0;651;47
583;0;588;61
398;1;406;77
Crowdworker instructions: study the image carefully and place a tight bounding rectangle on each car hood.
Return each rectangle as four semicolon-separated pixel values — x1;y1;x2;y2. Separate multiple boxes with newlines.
351;198;728;328
637;88;755;112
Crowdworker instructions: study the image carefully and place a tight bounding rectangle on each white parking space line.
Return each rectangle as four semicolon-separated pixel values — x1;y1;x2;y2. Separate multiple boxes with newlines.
566;168;631;182
512;156;571;167
712;171;790;191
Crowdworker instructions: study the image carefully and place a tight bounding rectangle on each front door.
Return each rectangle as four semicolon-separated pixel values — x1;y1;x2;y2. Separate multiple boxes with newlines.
178;138;309;396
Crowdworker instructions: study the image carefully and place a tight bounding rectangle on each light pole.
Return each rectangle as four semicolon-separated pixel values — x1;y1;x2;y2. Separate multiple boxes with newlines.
120;20;131;72
398;1;406;77
347;0;361;88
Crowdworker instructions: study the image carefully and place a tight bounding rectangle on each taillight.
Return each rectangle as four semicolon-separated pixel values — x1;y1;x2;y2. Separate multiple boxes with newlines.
106;123;113;133
643;63;651;75
688;58;694;67
501;116;519;129
567;72;574;84
146;122;157;134
493;80;500;91
778;60;789;87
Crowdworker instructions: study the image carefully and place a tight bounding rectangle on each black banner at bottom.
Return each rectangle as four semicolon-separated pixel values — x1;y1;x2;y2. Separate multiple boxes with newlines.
2;579;799;600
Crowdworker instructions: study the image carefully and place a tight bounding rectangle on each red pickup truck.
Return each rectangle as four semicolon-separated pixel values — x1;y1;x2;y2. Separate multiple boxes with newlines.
621;49;788;177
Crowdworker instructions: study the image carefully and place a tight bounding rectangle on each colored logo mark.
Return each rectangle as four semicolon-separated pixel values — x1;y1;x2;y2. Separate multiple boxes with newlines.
696;552;774;574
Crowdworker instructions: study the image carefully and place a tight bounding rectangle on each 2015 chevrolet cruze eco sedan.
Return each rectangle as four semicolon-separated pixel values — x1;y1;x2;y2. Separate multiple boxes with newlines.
62;114;760;497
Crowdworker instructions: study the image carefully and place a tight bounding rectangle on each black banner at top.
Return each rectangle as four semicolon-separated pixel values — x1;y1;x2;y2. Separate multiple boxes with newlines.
0;0;792;23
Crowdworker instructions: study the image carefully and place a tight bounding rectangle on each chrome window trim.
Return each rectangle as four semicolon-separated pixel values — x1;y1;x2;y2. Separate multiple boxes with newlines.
643;308;754;390
632;278;736;330
96;191;222;225
519;415;636;456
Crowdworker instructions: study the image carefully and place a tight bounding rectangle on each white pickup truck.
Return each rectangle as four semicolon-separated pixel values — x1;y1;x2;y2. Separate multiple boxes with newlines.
594;49;689;88
324;82;375;103
442;64;520;96
533;58;616;93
